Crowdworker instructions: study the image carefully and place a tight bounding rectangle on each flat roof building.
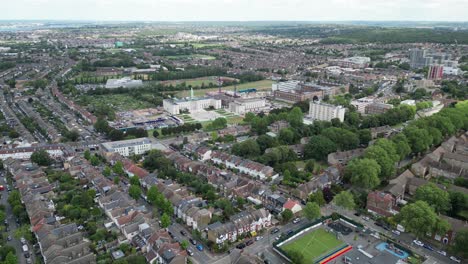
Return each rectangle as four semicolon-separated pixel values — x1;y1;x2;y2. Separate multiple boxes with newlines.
308;101;346;122
101;138;152;157
229;98;266;115
163;97;221;115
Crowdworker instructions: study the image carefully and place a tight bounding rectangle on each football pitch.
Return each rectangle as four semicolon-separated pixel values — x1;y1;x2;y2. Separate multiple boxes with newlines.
281;228;345;263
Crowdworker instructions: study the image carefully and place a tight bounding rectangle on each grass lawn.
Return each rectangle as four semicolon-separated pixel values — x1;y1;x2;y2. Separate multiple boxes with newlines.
174;79;274;97
281;228;344;264
77;94;155;111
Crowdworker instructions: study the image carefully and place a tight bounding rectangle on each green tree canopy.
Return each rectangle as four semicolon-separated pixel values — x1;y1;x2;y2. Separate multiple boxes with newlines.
304;135;337;161
415;183;451;213
346;158;381;189
398;201;440;238
333;191;355;210
31;150;53;166
128;185;142;200
281;209;294;223
303;202;321;221
453;229;468;258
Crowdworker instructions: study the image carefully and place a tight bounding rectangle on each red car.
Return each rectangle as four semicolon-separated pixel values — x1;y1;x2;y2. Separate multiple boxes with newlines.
0;185;4;191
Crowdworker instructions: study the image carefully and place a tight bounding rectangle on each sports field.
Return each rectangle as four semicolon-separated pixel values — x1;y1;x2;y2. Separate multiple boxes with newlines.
281;228;344;264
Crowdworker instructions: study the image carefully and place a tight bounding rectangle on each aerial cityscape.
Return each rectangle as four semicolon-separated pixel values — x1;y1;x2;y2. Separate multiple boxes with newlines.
0;1;468;264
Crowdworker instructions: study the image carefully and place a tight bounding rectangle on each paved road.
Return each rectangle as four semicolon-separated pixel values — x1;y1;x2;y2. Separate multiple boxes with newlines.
1;174;34;264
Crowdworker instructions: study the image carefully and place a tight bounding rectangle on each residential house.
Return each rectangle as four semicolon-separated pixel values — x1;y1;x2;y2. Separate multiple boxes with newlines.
366;191;398;217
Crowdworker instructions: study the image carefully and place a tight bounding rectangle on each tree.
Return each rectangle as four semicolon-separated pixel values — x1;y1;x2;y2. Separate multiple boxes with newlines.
160;213;171;228
309;190;326;206
147;186;159;204
287;250;305;264
321;127;359;150
403;126;432;154
346;158;381;189
128;185;141;200
304;135;337;161
288;107;304;127
94;118;110;133
256;134;278;152
31;150;52;166
415;183;451;213
84;150;91;160
231;139;261;158
103;166;111;177
4;252;17;264
398;201;438;238
392;134;411;160
453;229;468;258
448;191;468;217
333;191;355;210
152;130;159;138
113;161;125;175
303;202;321;221
180;240;189;250
434;217;451;236
364;145;395;180
278;128;296;145
114;177;120;185
90;155;100;166
281;209;294;223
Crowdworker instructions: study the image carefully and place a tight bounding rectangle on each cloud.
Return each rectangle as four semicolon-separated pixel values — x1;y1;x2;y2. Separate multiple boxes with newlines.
2;0;467;21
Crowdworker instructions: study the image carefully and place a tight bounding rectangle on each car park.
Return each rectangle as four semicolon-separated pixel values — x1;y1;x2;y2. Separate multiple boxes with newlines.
450;256;461;263
413;240;424;247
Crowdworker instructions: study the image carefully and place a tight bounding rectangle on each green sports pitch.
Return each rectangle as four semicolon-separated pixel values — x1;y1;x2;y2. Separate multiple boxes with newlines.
280;228;345;263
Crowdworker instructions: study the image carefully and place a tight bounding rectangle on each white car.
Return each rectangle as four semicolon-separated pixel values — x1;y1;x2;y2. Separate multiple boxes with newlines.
413;240;424;247
255;236;263;241
292;218;301;224
450;256;461;263
391;230;401;236
362;216;370;221
436;250;446;256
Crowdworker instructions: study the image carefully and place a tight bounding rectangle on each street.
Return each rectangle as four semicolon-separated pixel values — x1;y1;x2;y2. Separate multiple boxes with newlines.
1;175;34;264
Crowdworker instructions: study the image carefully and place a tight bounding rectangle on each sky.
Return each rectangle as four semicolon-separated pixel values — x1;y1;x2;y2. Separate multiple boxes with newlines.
3;0;468;21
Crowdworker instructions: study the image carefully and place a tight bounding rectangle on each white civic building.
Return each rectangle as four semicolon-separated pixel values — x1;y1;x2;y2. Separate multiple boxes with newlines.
228;98;266;115
308;101;346;122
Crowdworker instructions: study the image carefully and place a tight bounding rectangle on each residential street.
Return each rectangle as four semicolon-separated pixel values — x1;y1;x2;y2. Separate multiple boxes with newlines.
1;174;34;264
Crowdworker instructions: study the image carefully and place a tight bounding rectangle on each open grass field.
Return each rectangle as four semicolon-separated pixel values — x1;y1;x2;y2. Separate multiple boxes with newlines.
281;228;344;264
162;76;238;88
78;94;155;111
174;79;274;97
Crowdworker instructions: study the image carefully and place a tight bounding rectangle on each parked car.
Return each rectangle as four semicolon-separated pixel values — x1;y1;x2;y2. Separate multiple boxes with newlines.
423;244;434;251
413;240;424;247
436;250;446;256
287;230;294;236
196;244;203;251
374;222;383;227
189;238;197;245
354;212;361;217
275;236;281;241
26;258;32;264
391;230;401;236
236;243;246;249
180;230;187;236
362;216;370;221
24;252;30;258
292;218;301;224
255;236;263;241
271;228;280;234
450;256;461;263
7;236;11;241
246;240;254;246
186;249;194;256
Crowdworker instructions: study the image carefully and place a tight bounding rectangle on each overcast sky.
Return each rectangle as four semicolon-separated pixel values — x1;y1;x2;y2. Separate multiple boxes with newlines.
3;0;468;21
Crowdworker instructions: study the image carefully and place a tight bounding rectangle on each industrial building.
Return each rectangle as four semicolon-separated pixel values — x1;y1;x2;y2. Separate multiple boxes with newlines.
101;137;152;157
332;56;371;68
105;77;143;89
307;101;346;122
